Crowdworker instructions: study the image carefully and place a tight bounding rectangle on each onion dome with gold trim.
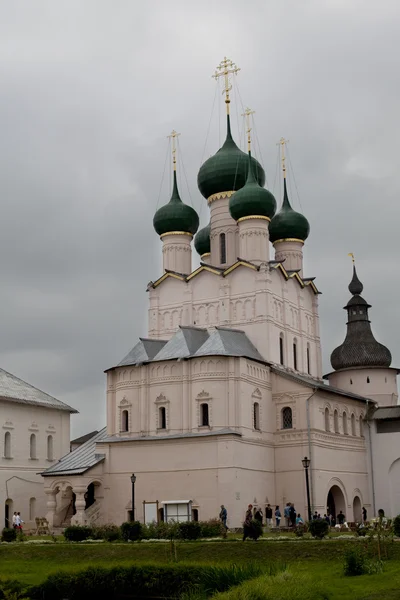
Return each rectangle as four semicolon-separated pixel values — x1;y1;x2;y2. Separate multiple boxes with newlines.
269;179;310;244
194;221;211;257
330;265;392;370
197;115;265;200
153;171;199;237
229;153;276;221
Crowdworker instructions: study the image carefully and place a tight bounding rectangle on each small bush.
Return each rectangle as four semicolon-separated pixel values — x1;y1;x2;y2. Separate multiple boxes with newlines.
63;525;93;542
199;519;224;538
308;519;329;540
343;547;367;576
178;521;202;540
1;528;16;543
120;520;142;541
393;514;400;537
91;524;121;542
0;578;26;600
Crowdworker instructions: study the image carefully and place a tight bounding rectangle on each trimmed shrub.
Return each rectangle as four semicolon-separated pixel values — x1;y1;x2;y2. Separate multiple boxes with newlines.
343;547;367;576
199;519;224;538
393;514;400;537
1;528;17;543
63;526;93;542
178;521;202;540
91;524;121;542
121;520;142;541
0;578;26;599
308;519;329;540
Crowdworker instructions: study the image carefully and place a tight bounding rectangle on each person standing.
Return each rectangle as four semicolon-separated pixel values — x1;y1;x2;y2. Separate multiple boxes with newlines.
219;505;228;531
15;512;24;530
289;504;296;527
12;512;17;529
337;510;345;525
243;504;253;541
296;513;304;526
362;506;367;523
275;506;281;528
265;504;273;527
254;507;263;526
284;503;291;527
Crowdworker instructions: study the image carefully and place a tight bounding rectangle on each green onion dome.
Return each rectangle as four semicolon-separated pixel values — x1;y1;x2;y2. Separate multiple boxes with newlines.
269;180;310;243
197;115;265;200
229;153;276;221
194;221;211;256
153;171;199;237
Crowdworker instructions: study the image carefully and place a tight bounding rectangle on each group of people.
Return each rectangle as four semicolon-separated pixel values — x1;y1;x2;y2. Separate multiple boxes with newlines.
11;512;24;530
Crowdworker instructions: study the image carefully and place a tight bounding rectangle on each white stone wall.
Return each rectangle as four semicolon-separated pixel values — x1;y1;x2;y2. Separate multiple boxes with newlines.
1;400;70;529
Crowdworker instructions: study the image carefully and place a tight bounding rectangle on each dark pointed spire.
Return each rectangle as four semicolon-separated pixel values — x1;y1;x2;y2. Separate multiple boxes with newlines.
348;265;364;295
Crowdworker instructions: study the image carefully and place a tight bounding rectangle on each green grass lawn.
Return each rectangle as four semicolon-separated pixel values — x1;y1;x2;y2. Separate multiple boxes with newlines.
1;539;400;598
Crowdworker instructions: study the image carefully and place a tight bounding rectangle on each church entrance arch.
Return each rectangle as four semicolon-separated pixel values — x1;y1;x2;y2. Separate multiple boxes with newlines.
327;485;346;519
353;496;362;523
4;498;13;528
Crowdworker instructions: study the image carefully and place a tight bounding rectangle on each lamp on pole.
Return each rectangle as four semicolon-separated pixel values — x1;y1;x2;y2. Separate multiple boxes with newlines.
130;473;136;521
302;457;312;522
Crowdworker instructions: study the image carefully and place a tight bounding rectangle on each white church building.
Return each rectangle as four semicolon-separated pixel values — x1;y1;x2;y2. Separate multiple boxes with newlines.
40;59;400;529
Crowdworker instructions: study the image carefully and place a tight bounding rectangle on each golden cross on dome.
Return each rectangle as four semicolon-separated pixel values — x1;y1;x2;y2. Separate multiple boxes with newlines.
212;57;240;114
348;252;355;264
242;107;255;152
167;130;180;171
278;137;289;179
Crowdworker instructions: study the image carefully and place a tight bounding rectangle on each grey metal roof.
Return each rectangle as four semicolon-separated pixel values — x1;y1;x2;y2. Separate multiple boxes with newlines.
372;406;400;420
0;368;77;413
102;428;241;443
194;327;265;362
271;365;371;403
42;427;107;477
115;338;168;369
153;327;210;361
70;430;98;445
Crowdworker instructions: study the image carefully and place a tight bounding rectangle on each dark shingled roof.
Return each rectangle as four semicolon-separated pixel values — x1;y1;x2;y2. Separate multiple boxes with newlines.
372;406;400;420
70;430;98;445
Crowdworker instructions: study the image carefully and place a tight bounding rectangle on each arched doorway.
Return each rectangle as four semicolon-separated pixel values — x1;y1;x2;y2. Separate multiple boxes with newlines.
327;485;346;519
4;499;13;528
353;496;362;523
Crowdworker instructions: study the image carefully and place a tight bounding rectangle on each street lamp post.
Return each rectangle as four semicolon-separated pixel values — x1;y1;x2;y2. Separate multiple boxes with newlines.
130;473;136;521
302;457;312;521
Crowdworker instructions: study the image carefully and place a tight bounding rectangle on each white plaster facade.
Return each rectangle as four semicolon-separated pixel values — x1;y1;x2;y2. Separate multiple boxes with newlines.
1;373;74;530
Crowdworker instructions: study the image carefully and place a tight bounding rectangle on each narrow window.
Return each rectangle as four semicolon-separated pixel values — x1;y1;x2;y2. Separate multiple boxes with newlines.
121;410;129;432
159;406;166;430
293;340;298;371
360;417;364;438
343;412;348;435
306;345;311;375
324;408;330;432
334;410;339;433
367;376;370;383
4;432;11;458
220;233;226;265
282;407;292;430
279;334;284;365
29;497;36;521
47;435;54;460
253;402;260;430
350;379;353;385
200;403;209;427
30;433;36;459
351;414;356;436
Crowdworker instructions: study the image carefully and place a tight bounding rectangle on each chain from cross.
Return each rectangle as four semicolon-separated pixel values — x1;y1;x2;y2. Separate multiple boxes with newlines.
241;107;255;152
167;130;180;171
212;57;240;111
277;137;289;178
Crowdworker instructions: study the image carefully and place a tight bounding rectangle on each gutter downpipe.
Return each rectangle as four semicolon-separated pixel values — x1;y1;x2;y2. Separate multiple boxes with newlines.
306;388;318;514
365;398;376;517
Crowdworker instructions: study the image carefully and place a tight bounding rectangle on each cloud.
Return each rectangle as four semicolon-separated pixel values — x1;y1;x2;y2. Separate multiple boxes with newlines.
0;0;399;436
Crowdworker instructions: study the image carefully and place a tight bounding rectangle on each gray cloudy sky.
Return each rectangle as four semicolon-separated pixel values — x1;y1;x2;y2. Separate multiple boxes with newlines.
0;0;399;437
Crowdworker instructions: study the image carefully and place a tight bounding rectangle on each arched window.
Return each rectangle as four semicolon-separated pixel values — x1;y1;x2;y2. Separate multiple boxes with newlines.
351;413;356;436
220;233;226;265
350;379;353;385
343;412;348;435
306;344;311;374
367;376;370;383
159;406;166;430
324;408;330;432
282;407;292;430
4;432;11;458
30;434;36;459
253;402;260;430
121;410;129;432
29;497;36;520
359;416;364;438
334;410;339;433
47;435;54;460
279;334;284;365
293;340;298;371
200;403;209;427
